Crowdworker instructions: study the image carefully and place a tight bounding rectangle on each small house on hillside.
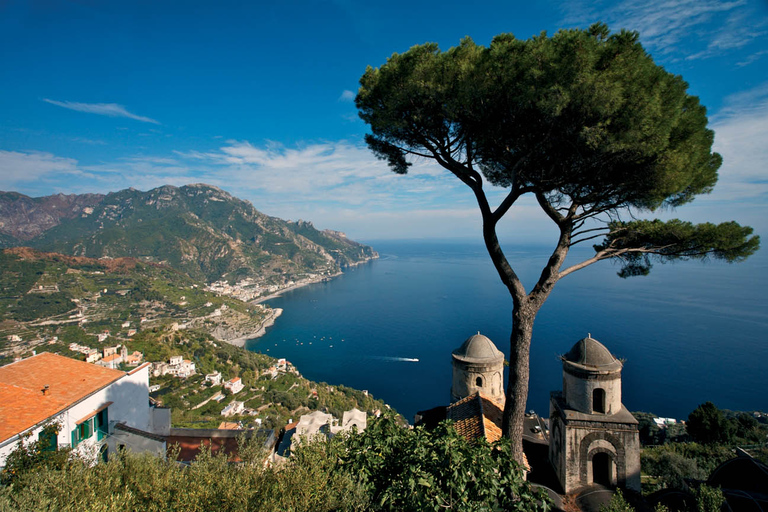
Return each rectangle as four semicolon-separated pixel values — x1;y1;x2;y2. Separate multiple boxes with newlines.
0;353;170;467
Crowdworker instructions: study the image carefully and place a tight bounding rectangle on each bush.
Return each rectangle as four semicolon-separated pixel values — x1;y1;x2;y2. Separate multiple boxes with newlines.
338;415;548;511
0;417;547;512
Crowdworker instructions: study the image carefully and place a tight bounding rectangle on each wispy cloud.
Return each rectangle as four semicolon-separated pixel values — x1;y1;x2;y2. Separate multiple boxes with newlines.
706;82;768;203
175;140;454;206
561;0;765;62
0;150;80;189
70;137;107;145
736;49;768;67
43;99;160;124
338;89;356;102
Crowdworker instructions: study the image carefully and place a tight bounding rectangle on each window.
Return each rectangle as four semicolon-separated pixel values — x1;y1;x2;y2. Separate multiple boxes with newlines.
38;429;58;452
475;376;483;387
593;388;606;414
71;418;94;447
95;408;109;441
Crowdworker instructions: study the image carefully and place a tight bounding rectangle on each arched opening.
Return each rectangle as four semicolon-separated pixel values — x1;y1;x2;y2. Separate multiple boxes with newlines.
592;452;612;486
593;388;606;414
475;376;483;387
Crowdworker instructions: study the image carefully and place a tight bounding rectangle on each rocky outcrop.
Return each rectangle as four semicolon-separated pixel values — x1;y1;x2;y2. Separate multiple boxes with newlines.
0;191;104;241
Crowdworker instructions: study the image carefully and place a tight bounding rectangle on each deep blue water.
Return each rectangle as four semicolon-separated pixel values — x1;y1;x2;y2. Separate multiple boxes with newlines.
247;241;768;422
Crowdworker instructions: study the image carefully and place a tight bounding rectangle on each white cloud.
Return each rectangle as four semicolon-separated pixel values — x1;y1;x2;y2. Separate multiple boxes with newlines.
707;84;768;203
561;0;765;61
176;140;456;205
338;89;356;102
0;150;80;189
737;49;768;67
43;99;160;124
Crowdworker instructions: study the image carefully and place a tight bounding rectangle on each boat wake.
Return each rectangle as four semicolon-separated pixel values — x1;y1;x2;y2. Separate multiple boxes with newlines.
371;356;419;363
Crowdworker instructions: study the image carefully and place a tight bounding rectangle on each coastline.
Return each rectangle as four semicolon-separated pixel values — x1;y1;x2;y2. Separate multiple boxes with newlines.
251;254;379;305
251;271;342;304
223;308;283;348
226;254;379;347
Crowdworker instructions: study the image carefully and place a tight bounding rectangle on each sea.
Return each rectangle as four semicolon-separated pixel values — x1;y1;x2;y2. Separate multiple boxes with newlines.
247;240;768;422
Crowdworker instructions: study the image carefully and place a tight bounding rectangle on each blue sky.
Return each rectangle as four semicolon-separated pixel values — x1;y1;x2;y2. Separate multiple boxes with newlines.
1;0;767;243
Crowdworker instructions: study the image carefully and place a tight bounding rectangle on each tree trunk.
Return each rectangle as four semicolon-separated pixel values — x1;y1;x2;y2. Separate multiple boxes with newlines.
501;302;536;465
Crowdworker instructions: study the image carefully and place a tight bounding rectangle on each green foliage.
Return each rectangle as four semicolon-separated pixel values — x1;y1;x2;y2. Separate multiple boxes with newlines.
693;485;725;512
10;292;76;321
358;24;721;210
0;418;545;512
338;416;549;511
596;220;759;277
0;252;43;297
687;402;734;445
0;424;70;486
599;489;634;512
641;443;734;492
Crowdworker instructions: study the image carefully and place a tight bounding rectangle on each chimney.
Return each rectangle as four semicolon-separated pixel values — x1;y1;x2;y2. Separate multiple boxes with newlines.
42;385;50;396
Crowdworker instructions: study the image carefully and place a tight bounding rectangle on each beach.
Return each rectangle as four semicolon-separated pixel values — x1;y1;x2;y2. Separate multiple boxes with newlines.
223;308;283;347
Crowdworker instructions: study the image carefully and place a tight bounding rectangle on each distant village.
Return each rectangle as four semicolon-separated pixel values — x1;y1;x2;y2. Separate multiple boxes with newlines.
206;271;336;302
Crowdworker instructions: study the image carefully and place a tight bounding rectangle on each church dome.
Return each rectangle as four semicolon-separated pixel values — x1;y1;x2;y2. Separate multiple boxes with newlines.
563;335;622;372
452;333;504;363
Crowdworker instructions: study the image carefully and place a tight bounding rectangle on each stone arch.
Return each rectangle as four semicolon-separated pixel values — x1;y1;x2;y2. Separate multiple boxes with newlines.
579;431;626;487
588;447;616;486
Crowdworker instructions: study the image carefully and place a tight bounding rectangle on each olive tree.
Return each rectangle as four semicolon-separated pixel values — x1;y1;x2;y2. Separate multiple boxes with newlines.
356;23;759;462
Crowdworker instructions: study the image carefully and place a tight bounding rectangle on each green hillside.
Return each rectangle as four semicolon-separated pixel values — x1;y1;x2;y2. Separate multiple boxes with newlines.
1;184;377;284
0;248;393;430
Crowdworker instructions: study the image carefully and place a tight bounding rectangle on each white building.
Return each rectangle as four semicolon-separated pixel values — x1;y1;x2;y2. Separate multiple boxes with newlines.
289;409;367;450
96;353;123;369
177;360;196;378
205;372;222;386
0;352;170;468
220;401;245;417
223;377;244;395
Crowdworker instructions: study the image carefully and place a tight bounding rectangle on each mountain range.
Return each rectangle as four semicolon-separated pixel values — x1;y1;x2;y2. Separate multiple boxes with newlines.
0;184;376;283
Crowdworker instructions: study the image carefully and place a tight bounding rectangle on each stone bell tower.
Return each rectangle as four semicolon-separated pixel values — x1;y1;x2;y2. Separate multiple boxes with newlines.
548;335;640;493
451;333;505;405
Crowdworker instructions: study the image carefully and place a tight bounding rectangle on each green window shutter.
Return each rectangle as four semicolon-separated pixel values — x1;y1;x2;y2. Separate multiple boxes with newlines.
71;428;79;447
38;430;57;451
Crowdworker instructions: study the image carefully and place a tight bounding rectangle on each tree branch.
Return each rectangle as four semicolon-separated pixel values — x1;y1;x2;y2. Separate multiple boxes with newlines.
535;192;565;225
558;244;677;278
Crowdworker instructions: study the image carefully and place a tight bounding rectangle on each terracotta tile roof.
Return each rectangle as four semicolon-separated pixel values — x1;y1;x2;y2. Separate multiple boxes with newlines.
447;393;531;472
0;352;125;443
167;435;241;463
218;422;241;430
447;392;504;443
